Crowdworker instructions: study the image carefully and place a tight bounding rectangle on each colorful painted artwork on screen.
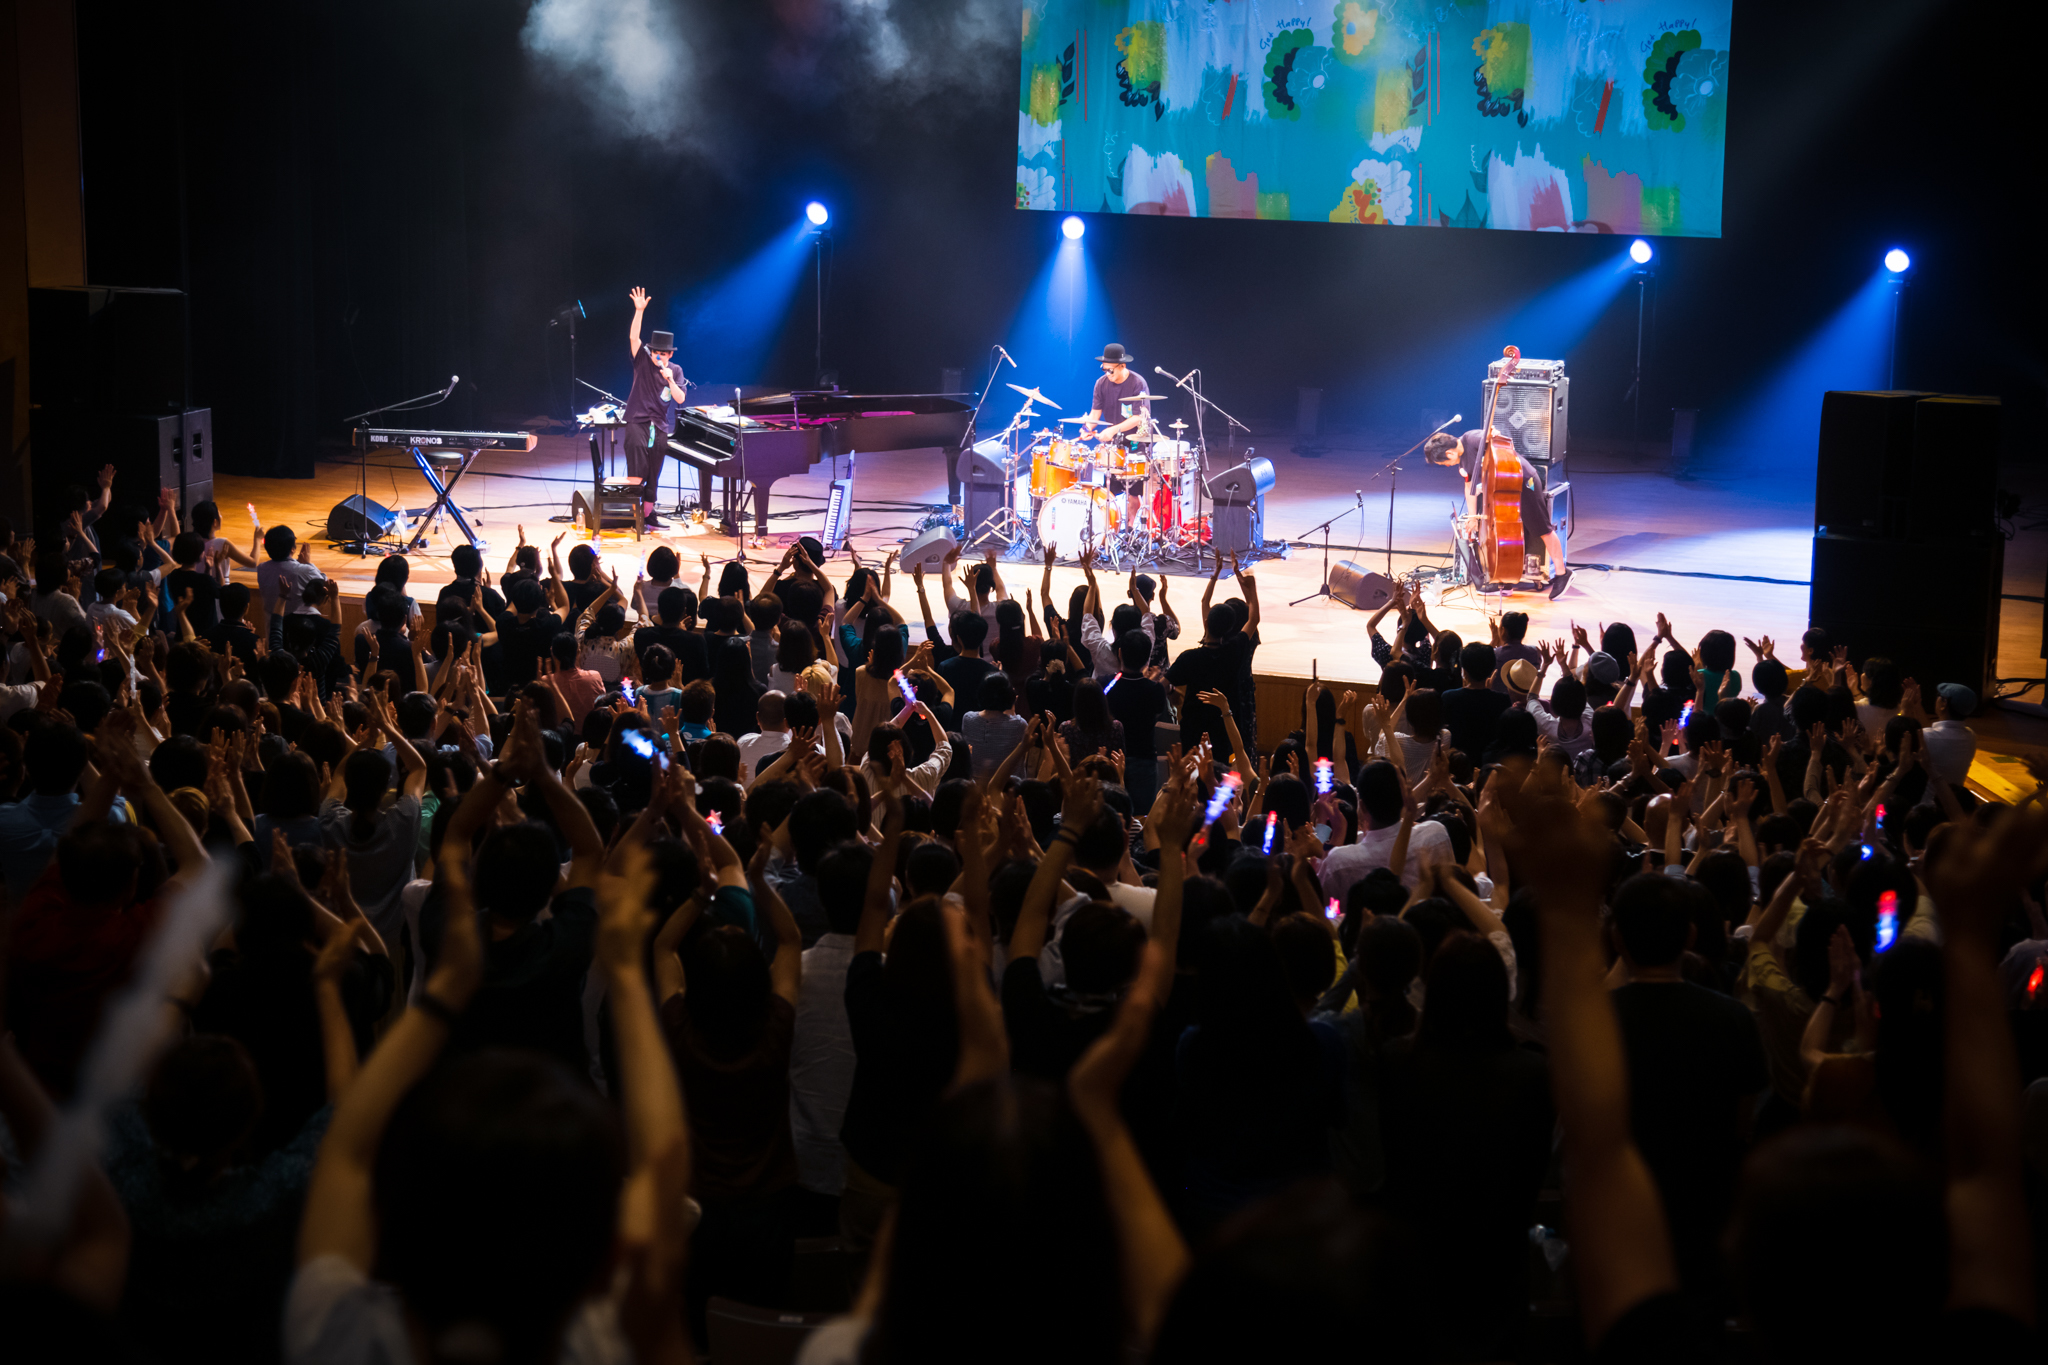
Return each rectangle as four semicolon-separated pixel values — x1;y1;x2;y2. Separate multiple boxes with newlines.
1017;0;1730;236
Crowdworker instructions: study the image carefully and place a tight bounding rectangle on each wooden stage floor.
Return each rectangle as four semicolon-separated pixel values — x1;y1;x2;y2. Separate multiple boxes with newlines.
218;432;2048;756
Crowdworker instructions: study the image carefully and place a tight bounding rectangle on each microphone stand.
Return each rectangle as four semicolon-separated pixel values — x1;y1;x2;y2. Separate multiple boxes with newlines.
1157;365;1249;571
953;345;1012;515
1288;491;1364;607
342;379;459;557
1364;413;1463;579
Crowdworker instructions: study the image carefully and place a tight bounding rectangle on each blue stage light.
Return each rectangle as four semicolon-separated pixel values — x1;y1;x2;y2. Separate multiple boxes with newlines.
805;201;829;227
1629;238;1653;265
1884;247;1910;273
1061;215;1085;240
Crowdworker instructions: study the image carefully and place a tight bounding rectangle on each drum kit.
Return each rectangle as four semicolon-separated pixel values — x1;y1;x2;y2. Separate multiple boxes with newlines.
974;381;1206;565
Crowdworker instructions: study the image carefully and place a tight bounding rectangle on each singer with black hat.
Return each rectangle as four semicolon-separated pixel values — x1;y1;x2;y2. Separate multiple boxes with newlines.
624;286;690;516
1081;342;1151;526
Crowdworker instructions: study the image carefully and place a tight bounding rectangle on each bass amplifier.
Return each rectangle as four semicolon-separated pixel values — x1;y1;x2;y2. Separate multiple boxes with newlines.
1481;377;1570;466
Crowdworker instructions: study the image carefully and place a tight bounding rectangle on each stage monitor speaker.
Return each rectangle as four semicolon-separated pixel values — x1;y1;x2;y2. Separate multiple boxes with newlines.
900;525;958;571
1814;390;1932;538
1330;561;1397;611
1809;531;2002;698
1909;396;2001;541
1205;456;1275;506
326;495;398;546
27;286;187;415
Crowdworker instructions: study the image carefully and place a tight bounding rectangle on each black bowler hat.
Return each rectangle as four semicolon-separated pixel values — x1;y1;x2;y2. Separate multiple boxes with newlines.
1097;343;1134;365
649;330;676;352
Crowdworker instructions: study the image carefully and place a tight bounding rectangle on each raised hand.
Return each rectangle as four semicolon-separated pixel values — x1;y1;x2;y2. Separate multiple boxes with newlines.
629;286;650;311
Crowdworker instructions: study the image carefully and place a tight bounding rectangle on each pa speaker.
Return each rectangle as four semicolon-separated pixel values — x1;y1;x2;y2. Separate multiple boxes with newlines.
1809;532;2001;697
326;495;398;545
1330;561;1398;611
1815;391;1926;538
1908;396;2001;541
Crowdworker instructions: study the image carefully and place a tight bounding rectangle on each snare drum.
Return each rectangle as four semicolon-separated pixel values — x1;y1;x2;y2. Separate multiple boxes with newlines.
1030;445;1077;498
1036;487;1120;546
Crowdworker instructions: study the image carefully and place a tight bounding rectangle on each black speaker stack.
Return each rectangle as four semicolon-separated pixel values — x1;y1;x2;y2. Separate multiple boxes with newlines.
1809;390;2003;697
26;286;210;530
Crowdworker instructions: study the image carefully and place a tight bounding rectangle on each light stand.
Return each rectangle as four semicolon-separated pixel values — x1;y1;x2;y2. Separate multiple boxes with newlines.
550;300;585;422
1621;268;1651;450
809;227;830;388
1885;275;1907;389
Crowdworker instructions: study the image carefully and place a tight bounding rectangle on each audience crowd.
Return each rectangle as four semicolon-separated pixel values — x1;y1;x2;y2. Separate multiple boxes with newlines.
1;486;2043;1364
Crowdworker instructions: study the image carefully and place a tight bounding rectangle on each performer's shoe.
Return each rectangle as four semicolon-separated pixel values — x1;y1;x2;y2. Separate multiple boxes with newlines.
642;514;667;529
1547;569;1573;601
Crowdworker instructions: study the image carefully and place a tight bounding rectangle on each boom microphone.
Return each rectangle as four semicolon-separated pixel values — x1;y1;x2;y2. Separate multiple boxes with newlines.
996;345;1016;368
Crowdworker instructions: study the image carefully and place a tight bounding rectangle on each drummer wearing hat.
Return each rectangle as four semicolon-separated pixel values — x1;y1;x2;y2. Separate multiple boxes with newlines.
1082;343;1151;526
624;286;691;513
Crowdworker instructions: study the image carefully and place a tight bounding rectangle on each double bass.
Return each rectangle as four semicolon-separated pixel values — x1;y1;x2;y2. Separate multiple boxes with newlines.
1474;345;1526;585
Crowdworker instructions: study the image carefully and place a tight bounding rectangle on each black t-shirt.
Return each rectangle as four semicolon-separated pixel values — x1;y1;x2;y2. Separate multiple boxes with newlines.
443;887;597;1078
438;579;505;635
1105;675;1168;759
937;655;997;712
1377;1039;1555;1359
1167;634;1253;756
633;622;710;684
167;567;219;634
1611;981;1768;1282
565;577;608;620
1458;429;1548;527
354;626;415;683
1092;371;1150;426
1002;956;1114;1083
1441;685;1512;758
206;618;261;671
623;344;678;433
499;609;565;686
839;950;958;1185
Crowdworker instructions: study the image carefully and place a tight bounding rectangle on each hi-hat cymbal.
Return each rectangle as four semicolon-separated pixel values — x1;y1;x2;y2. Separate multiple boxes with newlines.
1169;420;1189;431
1007;382;1060;408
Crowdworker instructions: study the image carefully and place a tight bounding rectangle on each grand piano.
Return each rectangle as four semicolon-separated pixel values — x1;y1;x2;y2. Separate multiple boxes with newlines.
667;391;972;535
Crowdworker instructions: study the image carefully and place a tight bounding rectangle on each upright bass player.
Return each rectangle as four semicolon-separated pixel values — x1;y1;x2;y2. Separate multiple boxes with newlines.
1424;425;1571;600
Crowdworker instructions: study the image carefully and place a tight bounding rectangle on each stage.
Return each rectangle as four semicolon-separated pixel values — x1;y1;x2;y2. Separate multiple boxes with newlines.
216;430;2048;758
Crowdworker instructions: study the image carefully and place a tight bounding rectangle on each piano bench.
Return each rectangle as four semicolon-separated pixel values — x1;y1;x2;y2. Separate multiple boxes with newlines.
570;489;645;540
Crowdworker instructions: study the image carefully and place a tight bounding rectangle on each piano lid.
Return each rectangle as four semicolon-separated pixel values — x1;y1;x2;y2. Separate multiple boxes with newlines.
736;391;972;420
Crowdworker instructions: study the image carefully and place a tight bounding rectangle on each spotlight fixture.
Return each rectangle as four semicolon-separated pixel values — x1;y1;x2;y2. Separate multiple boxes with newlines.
805;201;830;227
1628;238;1653;265
1884;247;1911;274
1061;215;1085;241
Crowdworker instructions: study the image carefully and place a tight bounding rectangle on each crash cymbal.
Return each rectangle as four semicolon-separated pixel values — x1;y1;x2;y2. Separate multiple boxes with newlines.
1056;415;1095;424
1169;420;1189;431
1007;382;1060;408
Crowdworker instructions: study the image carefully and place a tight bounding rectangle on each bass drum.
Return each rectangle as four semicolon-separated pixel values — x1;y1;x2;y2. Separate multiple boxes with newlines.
1035;487;1119;551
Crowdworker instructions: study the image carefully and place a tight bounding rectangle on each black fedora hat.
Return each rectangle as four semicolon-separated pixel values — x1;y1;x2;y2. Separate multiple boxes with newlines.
1097;342;1134;366
648;330;676;352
